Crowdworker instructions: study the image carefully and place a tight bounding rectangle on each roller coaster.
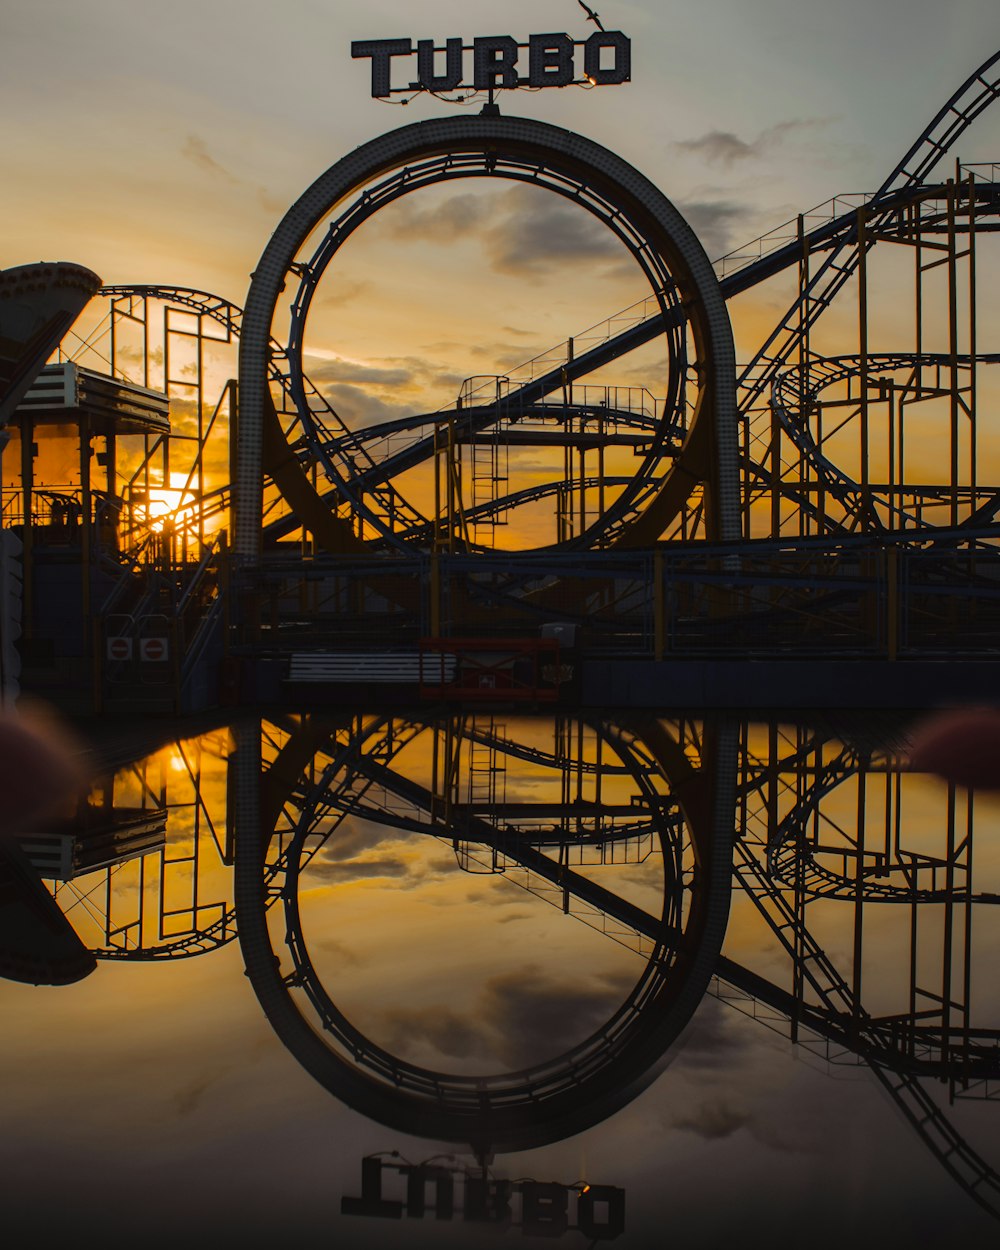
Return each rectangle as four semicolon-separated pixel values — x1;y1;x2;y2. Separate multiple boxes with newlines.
2;48;995;713
6;36;1000;1244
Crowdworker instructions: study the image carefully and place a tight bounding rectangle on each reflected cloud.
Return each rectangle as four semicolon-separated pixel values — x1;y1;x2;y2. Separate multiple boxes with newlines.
379;964;635;1069
309;856;411;883
671;999;746;1070
671;1097;751;1141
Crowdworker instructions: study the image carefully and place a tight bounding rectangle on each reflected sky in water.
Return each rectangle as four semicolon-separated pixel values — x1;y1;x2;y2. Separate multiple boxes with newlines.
2;711;999;1247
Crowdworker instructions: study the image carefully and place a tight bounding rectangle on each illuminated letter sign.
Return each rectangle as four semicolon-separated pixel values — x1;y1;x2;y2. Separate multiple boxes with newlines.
528;33;576;87
350;39;413;98
584;31;631;84
473;36;521;90
417;38;463;92
352;34;632;98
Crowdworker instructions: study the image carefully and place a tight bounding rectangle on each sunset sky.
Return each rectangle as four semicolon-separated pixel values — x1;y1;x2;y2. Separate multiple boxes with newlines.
4;10;1000;1242
5;0;999;285
4;0;1000;548
5;0;999;409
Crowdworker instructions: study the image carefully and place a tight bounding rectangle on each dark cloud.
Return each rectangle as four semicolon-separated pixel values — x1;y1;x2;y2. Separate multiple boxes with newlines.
667;1077;836;1156
382;1007;493;1062
313;935;363;965
482;965;636;1068
427;368;467;393
173;1067;226;1117
298;351;468;427
470;342;540;369
484;191;630;278
419;338;469;355
386;192;494;243
672;998;751;1071
182;134;238;182
660;999;841;1156
676;200;746;259
677;131;757;165
182;133;285;215
378;964;637;1070
496;910;532;924
315;815;397;863
305;356;415;387
256;186;285;215
318;278;372;309
385;186;634;280
307;823;457;890
674;119;830;167
322;382;412;428
423;853;461;878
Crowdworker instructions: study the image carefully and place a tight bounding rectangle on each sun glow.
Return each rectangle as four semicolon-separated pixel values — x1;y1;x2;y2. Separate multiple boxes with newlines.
146;472;198;533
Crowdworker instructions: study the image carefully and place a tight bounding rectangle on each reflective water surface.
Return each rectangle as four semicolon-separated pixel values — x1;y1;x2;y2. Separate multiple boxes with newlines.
3;711;1000;1246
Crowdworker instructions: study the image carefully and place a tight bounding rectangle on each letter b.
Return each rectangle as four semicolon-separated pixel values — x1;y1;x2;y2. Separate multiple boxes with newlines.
474;36;520;90
522;1182;569;1237
528;34;575;87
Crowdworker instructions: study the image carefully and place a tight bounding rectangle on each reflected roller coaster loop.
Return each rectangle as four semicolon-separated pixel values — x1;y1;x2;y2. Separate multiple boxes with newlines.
47;716;1000;1213
234;716;736;1153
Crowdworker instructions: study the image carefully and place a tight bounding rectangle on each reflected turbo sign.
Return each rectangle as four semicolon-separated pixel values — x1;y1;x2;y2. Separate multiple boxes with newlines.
343;1156;626;1239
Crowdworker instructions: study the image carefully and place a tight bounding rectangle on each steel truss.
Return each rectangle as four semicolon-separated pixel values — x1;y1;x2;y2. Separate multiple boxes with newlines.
237;46;1000;555
235;114;740;561
14;52;995;691
238;530;1000;660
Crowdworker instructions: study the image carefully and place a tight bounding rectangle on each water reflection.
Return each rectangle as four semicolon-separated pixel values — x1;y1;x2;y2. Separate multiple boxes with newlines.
234;715;736;1155
4;711;1000;1239
39;728;233;958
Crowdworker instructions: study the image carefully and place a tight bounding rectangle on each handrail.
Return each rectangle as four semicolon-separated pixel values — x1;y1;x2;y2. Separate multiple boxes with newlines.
176;534;221;616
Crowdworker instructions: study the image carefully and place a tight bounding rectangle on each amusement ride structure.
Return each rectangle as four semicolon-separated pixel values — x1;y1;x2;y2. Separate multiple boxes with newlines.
3;29;1000;1234
0;47;998;711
